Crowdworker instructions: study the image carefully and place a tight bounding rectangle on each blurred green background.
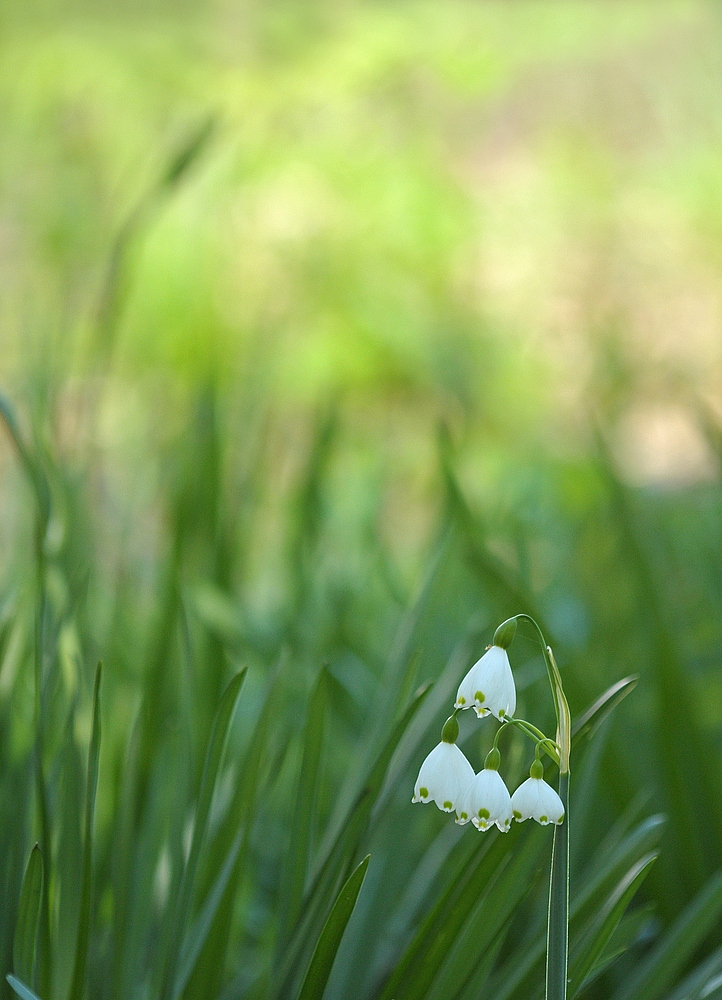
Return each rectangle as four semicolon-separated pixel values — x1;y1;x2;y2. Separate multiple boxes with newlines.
3;2;722;999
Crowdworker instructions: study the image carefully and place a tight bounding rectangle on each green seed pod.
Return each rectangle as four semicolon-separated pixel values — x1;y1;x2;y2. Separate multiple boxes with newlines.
484;747;501;771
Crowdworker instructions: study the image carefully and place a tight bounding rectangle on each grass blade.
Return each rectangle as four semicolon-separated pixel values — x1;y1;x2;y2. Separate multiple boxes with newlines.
379;824;541;1000
297;855;370;1000
158;668;246;1000
6;974;43;1000
613;870;722;1000
571;677;638;744
173;827;244;1000
425;826;545;1000
569;852;657;996
279;667;328;948
13;845;44;988
489;815;664;1000
67;662;102;1000
273;681;432;1000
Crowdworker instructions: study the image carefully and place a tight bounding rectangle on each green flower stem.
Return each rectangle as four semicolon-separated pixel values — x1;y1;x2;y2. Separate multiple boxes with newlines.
546;771;570;1000
514;719;548;742
511;614;571;1000
513;615;571;770
499;718;561;765
536;737;562;761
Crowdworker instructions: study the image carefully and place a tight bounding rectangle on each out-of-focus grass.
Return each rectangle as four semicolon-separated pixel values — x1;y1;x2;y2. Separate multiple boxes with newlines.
2;3;722;999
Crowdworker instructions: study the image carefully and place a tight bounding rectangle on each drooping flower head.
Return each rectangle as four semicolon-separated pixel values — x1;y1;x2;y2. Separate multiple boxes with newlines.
511;758;565;826
455;645;516;721
412;713;474;814
457;747;512;831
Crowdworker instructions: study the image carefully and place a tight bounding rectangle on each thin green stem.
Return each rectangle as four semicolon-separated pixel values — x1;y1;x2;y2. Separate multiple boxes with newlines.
546;772;570;1000
503;717;561;765
510;615;571;1000
536;737;561;761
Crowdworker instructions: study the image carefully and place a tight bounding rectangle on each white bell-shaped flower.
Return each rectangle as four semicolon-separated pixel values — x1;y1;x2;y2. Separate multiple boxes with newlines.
457;749;512;831
412;715;474;814
511;759;565;826
455;645;516;721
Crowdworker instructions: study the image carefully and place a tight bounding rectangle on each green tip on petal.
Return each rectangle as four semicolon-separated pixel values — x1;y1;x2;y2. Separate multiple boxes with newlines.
485;747;501;771
530;758;544;780
493;617;517;650
441;714;459;744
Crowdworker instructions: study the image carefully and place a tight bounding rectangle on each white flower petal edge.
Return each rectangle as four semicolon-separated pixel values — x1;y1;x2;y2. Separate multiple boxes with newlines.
511;776;564;826
412;742;475;813
454;646;516;721
458;768;512;831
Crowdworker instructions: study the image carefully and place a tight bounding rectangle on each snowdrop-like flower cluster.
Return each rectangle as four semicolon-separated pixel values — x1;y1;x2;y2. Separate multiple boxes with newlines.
412;616;566;833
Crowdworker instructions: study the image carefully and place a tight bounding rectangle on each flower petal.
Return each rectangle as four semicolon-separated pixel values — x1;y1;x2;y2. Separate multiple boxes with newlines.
466;768;512;832
511;776;564;826
457;646;516;721
413;742;475;813
536;779;565;825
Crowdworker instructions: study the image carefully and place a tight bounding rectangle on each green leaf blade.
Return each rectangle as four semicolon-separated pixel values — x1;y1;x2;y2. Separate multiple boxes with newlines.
279;666;328;948
67;661;103;1000
297;854;370;1000
614;870;722;1000
7;974;44;1000
570;852;657;996
13;845;44;988
158;667;246;1000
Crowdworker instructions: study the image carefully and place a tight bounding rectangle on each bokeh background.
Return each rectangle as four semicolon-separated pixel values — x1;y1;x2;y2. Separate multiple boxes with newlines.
3;2;722;999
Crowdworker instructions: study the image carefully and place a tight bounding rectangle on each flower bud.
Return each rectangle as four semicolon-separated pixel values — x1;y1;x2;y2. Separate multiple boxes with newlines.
493;617;517;650
441;713;459;744
484;747;501;771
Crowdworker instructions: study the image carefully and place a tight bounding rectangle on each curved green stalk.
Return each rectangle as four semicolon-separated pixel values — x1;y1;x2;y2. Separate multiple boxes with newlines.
511;615;571;1000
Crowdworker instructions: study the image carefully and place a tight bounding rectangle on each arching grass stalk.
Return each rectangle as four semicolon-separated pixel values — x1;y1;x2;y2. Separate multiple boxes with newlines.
514;616;571;1000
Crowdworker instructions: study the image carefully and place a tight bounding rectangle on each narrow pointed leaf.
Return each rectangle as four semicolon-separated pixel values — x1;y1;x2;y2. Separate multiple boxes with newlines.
380;824;541;1000
173;827;244;1000
297;855;370;1000
490;815;664;1000
13;845;44;987
570;852;657;996
162;116;215;187
274;681;432;999
426;826;544;1000
7;974;44;1000
280;667;328;947
613;871;722;1000
571;677;639;744
68;662;102;1000
158;668;246;1000
667;943;722;1000
188;666;288;999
